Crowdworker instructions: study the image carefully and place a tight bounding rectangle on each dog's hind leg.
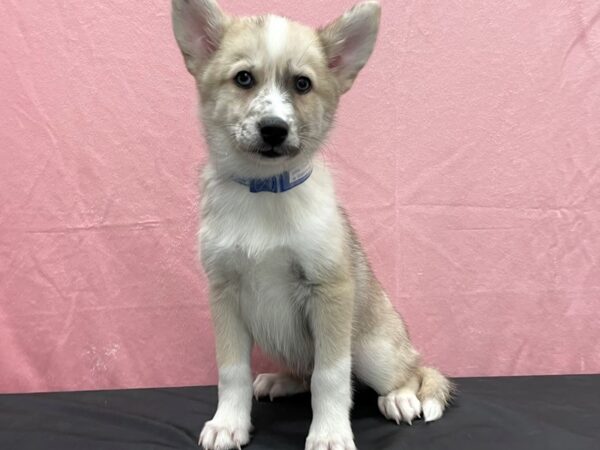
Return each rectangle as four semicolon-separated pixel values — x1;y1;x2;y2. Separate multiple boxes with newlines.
376;373;422;424
418;366;454;422
353;313;453;425
376;366;453;424
253;372;309;400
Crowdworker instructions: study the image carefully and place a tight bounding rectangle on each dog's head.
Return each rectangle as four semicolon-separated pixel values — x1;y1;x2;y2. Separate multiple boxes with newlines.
172;0;380;175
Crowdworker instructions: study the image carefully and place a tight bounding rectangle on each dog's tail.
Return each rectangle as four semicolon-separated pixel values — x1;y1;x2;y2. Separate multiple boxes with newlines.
417;366;455;422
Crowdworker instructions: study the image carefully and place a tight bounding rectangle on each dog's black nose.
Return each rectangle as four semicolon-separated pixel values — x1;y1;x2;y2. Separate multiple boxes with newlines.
259;117;289;147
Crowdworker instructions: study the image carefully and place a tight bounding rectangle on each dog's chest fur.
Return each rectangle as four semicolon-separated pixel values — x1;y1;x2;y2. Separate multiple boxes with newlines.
237;249;314;372
200;162;344;373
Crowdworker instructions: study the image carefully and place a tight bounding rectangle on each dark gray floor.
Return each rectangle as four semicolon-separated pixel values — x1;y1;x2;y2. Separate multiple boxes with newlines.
1;375;599;449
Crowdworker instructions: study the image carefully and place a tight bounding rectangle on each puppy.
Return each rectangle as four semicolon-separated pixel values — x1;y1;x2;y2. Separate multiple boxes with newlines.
171;1;453;449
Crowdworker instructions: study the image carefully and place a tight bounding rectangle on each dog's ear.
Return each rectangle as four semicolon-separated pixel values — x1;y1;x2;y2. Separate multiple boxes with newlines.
319;1;381;93
172;0;227;75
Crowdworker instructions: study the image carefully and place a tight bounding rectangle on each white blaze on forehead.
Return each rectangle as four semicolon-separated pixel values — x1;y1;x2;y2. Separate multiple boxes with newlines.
265;15;289;60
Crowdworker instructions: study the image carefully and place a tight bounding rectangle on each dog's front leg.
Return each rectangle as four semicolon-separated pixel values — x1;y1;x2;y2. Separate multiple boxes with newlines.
199;281;253;450
306;278;356;450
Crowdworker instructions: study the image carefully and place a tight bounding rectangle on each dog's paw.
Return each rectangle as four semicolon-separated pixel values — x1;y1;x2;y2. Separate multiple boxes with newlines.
422;398;444;423
253;373;308;401
305;433;356;450
199;419;250;450
378;389;422;425
305;422;355;450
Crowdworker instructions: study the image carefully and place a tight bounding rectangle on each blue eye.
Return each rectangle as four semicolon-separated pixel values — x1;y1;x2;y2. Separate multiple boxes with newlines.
234;71;254;89
295;76;312;94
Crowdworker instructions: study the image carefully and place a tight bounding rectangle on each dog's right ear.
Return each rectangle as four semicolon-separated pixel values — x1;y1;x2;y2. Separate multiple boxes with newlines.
172;0;226;75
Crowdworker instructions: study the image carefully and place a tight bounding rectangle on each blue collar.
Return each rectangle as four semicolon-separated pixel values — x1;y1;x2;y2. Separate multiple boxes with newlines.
233;164;313;193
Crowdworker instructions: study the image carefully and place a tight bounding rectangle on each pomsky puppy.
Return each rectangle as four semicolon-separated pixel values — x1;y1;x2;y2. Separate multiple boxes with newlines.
171;1;453;449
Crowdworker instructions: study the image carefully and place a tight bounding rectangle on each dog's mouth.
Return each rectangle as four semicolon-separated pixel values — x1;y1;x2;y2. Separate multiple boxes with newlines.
252;145;300;160
259;148;284;159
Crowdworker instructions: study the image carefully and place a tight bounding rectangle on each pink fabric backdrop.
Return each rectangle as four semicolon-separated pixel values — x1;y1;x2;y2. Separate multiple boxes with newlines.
1;0;599;393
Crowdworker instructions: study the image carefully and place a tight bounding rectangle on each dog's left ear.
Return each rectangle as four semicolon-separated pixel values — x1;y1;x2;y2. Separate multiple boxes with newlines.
319;1;381;93
172;0;227;75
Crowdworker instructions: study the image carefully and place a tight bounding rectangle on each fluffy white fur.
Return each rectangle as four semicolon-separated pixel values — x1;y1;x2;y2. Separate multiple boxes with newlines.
265;16;289;60
199;365;253;449
307;358;355;450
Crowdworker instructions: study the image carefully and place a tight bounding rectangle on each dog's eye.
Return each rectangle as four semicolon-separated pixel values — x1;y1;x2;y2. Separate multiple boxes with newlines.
295;76;312;94
234;71;254;89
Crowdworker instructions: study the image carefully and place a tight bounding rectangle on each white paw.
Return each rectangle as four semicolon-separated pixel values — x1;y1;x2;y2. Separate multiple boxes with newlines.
253;373;308;401
378;389;422;425
422;398;444;423
305;432;356;450
199;419;250;450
